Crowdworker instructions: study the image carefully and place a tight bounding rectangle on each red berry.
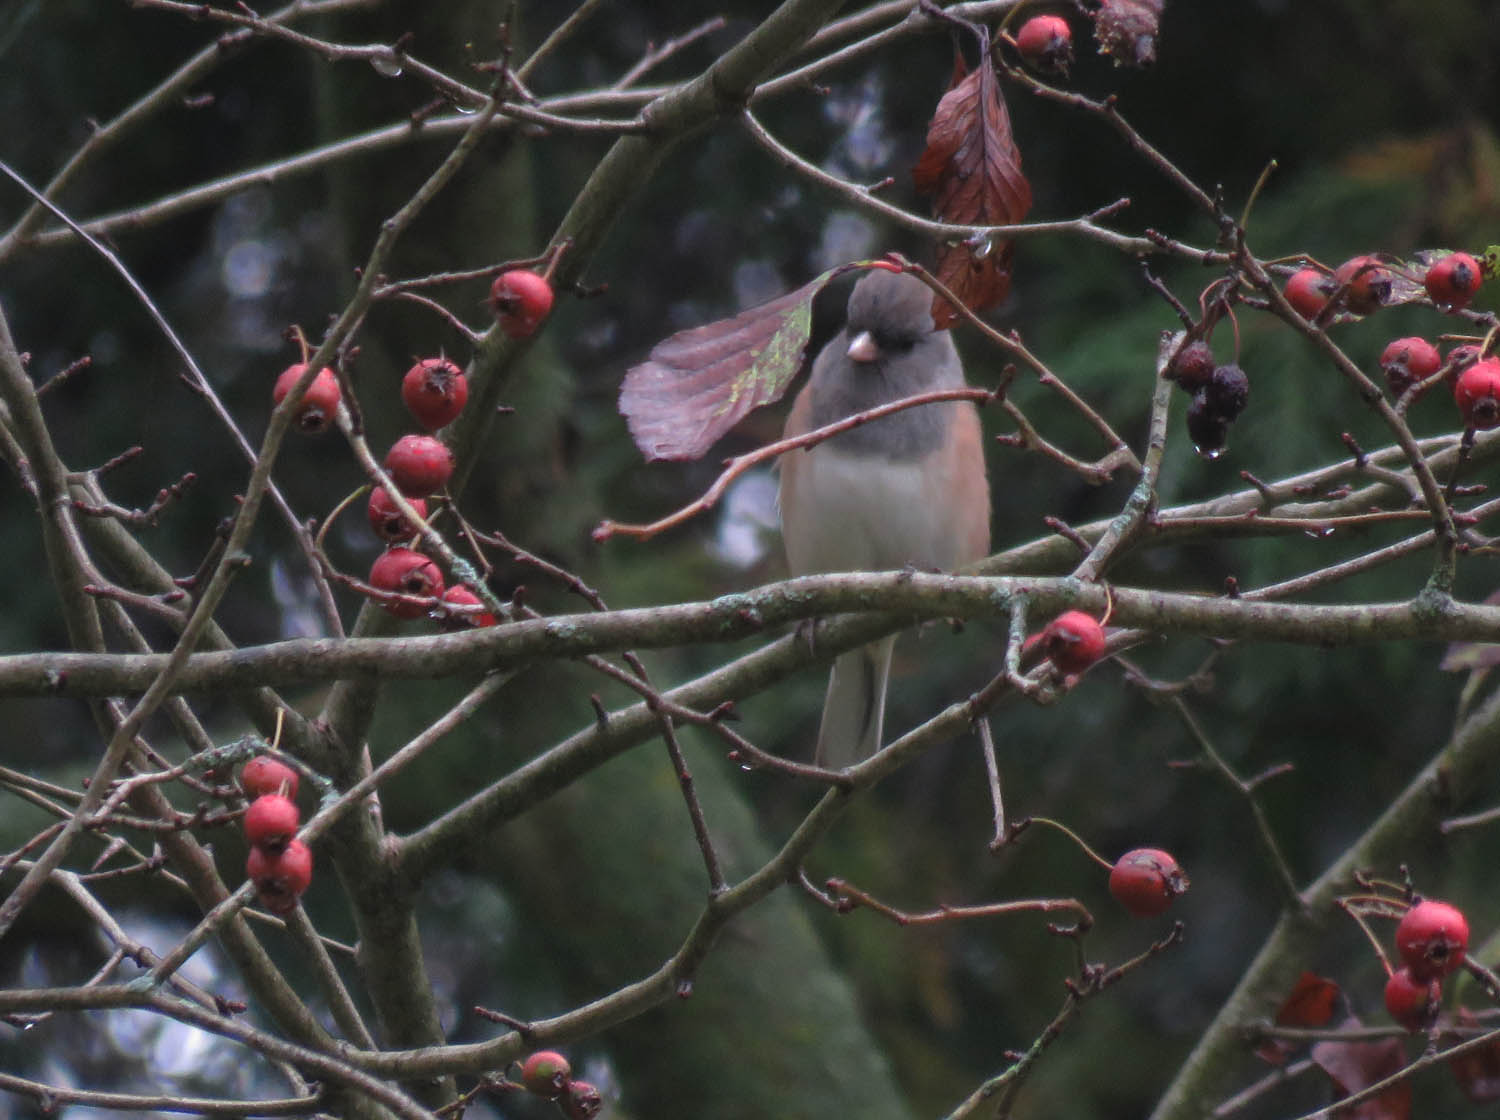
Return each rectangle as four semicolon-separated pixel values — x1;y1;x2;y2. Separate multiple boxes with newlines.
367;486;427;543
489;269;554;339
401;357;469;431
1424;252;1482;312
1332;254;1391;316
560;1080;603;1120
1015;15;1073;74
368;547;444;619
1166;340;1214;390
247;838;313;915
440;584;497;629
519;1051;572;1099
1383;966;1440;1032
384;434;454;498
1453;357;1500;430
1284;269;1333;320
1038;610;1108;674
272;363;341;433
1109;848;1188;917
240;755;299;800
1395;899;1470;980
244;793;300;852
1379;337;1441;398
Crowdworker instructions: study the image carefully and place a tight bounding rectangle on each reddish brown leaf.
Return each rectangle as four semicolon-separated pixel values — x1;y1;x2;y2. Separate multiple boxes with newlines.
1257;972;1342;1065
913;51;1031;327
1444;1009;1500;1102
618;270;836;462
1279;972;1341;1028
1311;1018;1413;1120
1092;0;1165;68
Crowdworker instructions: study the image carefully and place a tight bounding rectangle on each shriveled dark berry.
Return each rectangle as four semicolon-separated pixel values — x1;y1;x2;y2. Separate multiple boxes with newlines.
1186;392;1229;458
1205;364;1250;421
1167;340;1214;390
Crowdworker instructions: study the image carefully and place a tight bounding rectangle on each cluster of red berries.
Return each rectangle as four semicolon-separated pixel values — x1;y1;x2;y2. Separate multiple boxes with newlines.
1014;14;1073;74
268;269;552;623
1022;609;1109;675
1165;340;1250;457
1283;251;1492;429
358;269;553;623
239;756;312;915
516;1050;602;1119
1382;898;1470;1032
1378;336;1500;428
1109;847;1188;916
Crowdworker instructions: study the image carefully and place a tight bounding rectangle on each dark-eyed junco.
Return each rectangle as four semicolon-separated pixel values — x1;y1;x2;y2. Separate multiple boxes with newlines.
779;268;991;766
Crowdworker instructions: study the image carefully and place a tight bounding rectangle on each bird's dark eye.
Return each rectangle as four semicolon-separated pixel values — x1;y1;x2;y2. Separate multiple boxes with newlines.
873;331;916;354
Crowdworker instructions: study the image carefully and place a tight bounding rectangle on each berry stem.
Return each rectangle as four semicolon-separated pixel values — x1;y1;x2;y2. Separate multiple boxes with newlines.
315;484;372;555
1029;816;1114;872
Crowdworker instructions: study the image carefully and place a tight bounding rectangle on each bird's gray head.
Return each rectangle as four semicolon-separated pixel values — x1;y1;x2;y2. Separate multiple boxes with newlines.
845;269;938;360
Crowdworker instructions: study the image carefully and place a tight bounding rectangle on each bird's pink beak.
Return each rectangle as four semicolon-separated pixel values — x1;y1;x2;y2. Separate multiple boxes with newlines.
846;331;879;363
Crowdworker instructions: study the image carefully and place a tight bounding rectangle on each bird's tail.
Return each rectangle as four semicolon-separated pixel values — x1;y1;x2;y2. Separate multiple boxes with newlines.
814;635;897;768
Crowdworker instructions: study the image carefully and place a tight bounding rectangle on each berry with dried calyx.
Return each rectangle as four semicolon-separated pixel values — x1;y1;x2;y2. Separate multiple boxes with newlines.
247;838;313;915
490;269;554;339
440;584;497;629
1109;848;1188;916
560;1080;603;1120
272;363;341;433
367;486;427;543
384;434;454;498
1034;610;1108;674
401;357;468;431
1383;966;1440;1032
1424;252;1482;312
1166;340;1214;390
1396;899;1470;981
1379;337;1441;399
519;1051;571;1099
1333;254;1391;316
368;547;444;619
1015;15;1073;74
1284;268;1333;320
240;755;299;800
1453;358;1500;430
244;793;300;852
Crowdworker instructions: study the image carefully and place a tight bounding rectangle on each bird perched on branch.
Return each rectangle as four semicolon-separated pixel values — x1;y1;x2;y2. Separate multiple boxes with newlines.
779;267;991;766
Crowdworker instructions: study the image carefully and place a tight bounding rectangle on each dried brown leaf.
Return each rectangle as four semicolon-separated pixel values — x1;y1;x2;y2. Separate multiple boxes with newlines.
1311;1017;1413;1120
618;270;836;462
1444;1009;1500;1102
1257;972;1342;1065
913;50;1031;327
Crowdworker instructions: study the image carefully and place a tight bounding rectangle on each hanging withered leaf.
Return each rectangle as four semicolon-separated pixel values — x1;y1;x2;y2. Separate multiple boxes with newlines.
913;50;1032;328
1444;1008;1500;1103
618;268;841;462
1092;0;1165;68
1256;971;1341;1065
1310;1018;1413;1120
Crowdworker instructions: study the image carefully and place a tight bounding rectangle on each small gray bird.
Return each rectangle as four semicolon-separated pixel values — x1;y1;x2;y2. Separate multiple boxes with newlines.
779;269;991;766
